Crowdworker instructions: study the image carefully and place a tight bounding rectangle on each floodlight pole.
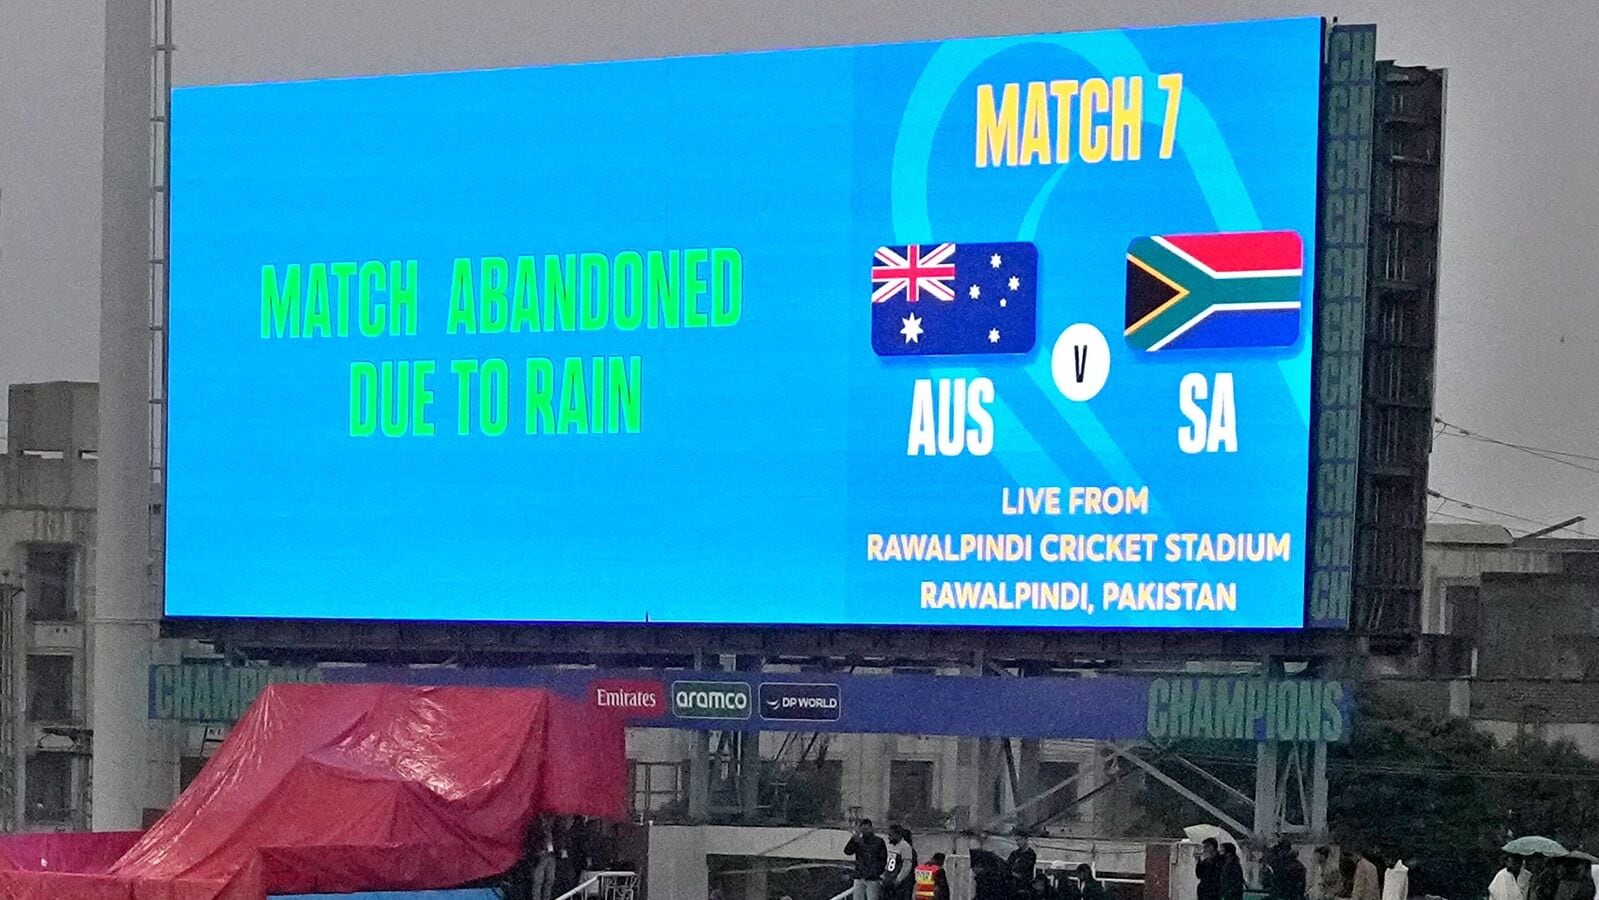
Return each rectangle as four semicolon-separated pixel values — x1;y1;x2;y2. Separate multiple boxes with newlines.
91;0;160;830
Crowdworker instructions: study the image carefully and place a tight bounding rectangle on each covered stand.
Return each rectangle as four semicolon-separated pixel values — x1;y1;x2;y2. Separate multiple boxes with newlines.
0;683;626;900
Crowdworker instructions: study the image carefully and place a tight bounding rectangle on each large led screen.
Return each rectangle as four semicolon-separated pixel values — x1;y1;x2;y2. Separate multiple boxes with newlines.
167;17;1324;628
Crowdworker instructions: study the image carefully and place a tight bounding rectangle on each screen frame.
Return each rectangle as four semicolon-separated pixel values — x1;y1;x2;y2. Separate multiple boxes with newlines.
158;17;1331;636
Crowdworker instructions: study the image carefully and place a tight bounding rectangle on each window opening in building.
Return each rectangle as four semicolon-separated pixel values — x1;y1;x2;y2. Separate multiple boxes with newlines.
25;753;73;825
27;654;75;723
24;544;75;621
888;759;934;823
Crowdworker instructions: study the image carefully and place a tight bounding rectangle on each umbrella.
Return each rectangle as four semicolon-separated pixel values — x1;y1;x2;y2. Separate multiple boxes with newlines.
1185;824;1236;846
1504;837;1569;857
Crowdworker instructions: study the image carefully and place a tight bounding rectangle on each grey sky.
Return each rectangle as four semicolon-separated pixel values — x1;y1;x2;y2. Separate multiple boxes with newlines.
2;0;1597;533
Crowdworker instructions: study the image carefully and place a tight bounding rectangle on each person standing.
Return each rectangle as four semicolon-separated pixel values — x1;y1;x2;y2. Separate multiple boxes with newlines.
1198;839;1223;900
915;852;952;900
885;825;917;900
552;815;581;897
1009;832;1039;895
1220;845;1246;900
528;813;559;900
1312;847;1342;900
1266;842;1307;900
1491;855;1527;900
1350;850;1381;900
1555;858;1596;900
1531;857;1563;900
973;850;1008;900
1077;864;1108;900
845;818;889;900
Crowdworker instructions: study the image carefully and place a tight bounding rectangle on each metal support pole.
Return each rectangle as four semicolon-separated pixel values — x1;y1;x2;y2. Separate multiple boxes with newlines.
688;650;709;821
1110;743;1250;837
1173;754;1258;809
988;743;1187;834
964;650;992;825
735;658;761;818
738;655;762;820
1001;739;1021;813
739;731;761;821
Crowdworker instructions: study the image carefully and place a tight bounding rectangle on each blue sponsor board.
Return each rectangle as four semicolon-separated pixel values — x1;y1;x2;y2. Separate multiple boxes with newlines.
320;667;1349;743
167;18;1324;631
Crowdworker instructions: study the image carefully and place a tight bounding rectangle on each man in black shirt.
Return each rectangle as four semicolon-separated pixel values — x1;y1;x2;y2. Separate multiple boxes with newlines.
1008;832;1039;895
1266;841;1307;900
1220;844;1246;900
1077;864;1108;900
1198;838;1223;900
845;818;889;900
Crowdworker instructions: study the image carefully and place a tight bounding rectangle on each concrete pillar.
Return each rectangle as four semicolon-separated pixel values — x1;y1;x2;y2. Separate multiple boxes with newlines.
1252;743;1278;840
973;737;1003;821
739;730;761;821
1015;739;1042;815
1309;741;1328;838
91;0;159;831
688;730;710;822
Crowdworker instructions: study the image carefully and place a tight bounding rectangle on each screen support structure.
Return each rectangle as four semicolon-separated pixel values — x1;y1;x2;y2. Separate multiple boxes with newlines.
972;655;1329;843
694;654;766;823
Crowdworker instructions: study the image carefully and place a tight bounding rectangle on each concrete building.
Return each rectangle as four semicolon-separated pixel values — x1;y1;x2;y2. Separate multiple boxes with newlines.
0;382;200;831
1408;523;1599;753
626;725;1147;897
0;382;100;830
625;720;1131;833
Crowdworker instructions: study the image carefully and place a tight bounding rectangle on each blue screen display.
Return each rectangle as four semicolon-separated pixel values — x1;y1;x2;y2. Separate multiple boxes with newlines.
167;17;1323;629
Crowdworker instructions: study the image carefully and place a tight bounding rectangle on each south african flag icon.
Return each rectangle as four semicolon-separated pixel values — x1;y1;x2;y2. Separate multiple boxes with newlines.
1124;230;1304;352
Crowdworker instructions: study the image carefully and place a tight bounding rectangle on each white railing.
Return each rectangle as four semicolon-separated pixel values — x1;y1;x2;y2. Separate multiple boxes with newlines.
827;889;853;900
552;870;638;900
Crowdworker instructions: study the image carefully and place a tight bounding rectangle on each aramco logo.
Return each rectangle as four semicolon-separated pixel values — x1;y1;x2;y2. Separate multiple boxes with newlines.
670;681;752;720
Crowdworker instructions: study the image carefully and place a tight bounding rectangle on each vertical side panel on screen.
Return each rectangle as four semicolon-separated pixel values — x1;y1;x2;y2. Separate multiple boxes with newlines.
1306;23;1376;630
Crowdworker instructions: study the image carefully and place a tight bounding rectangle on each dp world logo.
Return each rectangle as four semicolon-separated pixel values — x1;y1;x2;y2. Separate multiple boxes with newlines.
671;681;751;720
759;682;841;722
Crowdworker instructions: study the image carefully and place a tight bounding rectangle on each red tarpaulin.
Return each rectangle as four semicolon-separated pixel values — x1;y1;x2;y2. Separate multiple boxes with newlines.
0;683;626;900
0;832;142;875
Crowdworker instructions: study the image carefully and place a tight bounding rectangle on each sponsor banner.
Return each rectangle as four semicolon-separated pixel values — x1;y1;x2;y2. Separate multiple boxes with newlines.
760;682;842;722
671;680;753;720
316;667;1350;742
591;678;667;720
148;664;324;722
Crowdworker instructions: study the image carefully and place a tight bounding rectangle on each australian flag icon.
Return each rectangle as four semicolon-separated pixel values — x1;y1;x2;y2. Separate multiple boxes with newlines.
871;241;1038;357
